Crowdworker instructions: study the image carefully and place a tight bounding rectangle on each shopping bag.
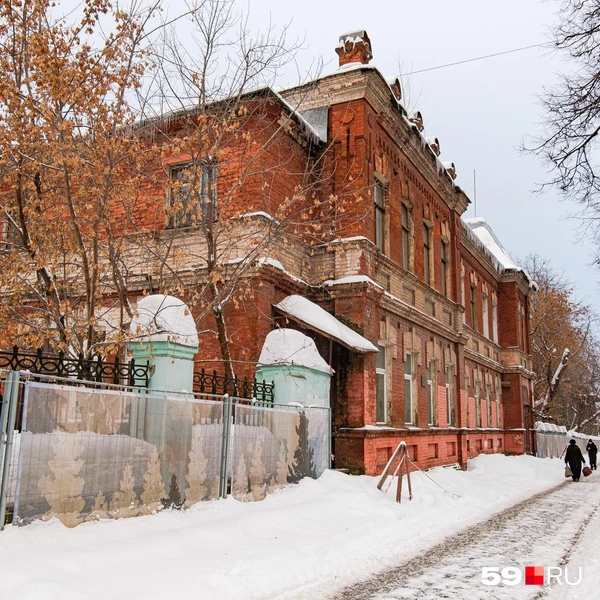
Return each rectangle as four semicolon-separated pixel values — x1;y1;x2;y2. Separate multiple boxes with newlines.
565;465;573;478
583;466;592;477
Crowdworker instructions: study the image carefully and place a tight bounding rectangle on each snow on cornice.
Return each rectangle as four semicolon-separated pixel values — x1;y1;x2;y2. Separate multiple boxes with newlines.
463;218;538;290
324;275;384;290
257;256;311;287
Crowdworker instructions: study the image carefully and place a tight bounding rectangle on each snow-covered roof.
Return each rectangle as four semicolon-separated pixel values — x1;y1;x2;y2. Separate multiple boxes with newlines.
258;329;333;374
274;295;378;353
464;218;538;290
130;295;199;348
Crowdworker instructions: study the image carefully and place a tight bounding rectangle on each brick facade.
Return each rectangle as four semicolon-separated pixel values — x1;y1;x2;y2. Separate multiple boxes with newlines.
3;31;536;475
152;31;534;474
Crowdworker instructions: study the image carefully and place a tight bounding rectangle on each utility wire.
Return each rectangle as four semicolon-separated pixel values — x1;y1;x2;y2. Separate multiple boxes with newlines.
402;43;544;76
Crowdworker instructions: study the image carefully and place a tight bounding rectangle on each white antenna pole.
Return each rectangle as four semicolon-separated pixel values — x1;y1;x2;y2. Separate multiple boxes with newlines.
473;169;477;217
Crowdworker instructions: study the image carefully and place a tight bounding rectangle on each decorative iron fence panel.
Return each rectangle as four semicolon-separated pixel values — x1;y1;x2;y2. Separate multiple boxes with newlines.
193;368;274;403
0;347;151;388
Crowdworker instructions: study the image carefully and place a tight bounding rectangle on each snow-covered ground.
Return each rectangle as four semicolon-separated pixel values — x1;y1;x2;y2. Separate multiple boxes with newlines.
0;454;580;599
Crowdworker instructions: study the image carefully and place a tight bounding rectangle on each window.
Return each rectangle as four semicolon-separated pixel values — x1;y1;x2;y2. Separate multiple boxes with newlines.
401;204;410;270
423;224;431;284
470;284;477;330
374;180;386;252
441;240;449;296
376;346;387;423
168;160;218;228
461;270;466;323
446;366;453;426
492;299;499;343
482;293;489;338
474;380;481;428
496;381;502;428
427;361;436;426
404;354;414;425
487;383;493;428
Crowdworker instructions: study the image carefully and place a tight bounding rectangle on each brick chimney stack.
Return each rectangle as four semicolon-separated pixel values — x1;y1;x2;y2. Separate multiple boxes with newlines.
336;30;373;67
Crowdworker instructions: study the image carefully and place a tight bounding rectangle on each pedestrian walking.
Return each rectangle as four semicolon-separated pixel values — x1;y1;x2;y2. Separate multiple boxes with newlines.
586;439;598;470
565;439;586;482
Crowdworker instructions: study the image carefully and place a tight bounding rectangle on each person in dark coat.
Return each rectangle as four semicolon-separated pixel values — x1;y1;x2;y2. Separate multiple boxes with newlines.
565;439;586;481
586;439;598;470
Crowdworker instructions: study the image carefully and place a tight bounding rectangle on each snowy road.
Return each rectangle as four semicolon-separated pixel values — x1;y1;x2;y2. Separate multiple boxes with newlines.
331;476;600;599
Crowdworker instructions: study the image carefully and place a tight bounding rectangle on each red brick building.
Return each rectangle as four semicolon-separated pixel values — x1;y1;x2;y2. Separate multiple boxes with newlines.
144;30;537;475
5;30;536;475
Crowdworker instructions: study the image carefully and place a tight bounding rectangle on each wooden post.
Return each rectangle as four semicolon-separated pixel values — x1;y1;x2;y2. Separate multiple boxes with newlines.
377;441;406;491
395;446;413;503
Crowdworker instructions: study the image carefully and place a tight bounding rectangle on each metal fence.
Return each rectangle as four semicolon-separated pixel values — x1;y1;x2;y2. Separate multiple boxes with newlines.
534;421;599;459
0;346;151;387
0;370;330;529
193;368;274;403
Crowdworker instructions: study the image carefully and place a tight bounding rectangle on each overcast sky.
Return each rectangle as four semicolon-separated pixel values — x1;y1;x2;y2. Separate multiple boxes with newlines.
230;0;598;314
57;0;597;312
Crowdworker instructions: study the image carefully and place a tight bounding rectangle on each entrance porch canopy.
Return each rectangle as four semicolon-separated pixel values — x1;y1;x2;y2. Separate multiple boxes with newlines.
273;295;378;353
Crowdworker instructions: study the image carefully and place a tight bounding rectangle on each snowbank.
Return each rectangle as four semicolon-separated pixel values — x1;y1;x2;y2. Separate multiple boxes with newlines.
0;454;565;600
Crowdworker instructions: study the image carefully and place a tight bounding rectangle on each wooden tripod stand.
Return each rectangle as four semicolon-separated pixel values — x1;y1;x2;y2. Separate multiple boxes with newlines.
377;441;412;503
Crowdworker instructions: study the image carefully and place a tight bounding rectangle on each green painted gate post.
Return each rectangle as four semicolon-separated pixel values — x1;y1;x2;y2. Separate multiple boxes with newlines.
0;371;21;531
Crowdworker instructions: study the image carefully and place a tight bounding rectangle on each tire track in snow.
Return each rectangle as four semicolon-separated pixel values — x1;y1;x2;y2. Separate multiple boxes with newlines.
332;477;600;600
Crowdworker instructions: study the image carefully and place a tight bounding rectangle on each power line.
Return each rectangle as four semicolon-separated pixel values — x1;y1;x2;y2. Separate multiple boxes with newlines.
402;43;544;76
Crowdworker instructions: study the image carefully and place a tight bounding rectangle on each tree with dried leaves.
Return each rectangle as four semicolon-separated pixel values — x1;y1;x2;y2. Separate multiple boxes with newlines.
526;255;600;433
0;0;163;357
0;0;365;382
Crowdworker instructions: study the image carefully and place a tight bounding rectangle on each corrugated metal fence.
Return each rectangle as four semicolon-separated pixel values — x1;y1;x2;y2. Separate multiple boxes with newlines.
535;421;599;460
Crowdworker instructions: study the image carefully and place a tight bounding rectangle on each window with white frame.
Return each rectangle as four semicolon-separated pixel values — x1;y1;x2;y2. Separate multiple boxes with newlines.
376;345;387;423
470;284;477;331
446;366;453;426
465;375;470;425
475;380;481;428
461;269;466;323
496;379;502;428
427;361;435;426
482;293;489;338
404;354;414;425
492;297;499;343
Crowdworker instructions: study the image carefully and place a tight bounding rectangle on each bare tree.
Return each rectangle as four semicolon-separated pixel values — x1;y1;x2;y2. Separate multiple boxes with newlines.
527;1;600;240
133;0;363;381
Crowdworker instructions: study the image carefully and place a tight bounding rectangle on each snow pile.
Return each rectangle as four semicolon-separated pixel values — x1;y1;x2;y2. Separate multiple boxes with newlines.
130;294;198;348
0;454;567;600
258;328;333;374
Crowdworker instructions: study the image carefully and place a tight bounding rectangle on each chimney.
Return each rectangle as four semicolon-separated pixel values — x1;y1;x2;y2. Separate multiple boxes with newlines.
336;30;373;67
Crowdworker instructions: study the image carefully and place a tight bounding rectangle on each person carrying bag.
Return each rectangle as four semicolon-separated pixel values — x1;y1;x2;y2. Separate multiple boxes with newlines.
565;439;586;482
